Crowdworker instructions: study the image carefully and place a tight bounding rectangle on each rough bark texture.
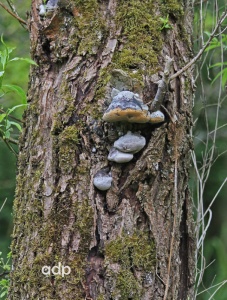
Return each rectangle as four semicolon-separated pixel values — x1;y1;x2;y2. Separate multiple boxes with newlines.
10;1;195;299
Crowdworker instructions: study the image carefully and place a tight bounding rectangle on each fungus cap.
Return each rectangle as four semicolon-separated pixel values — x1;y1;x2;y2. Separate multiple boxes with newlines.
108;147;133;163
103;91;150;123
149;110;165;123
114;131;146;153
93;169;112;191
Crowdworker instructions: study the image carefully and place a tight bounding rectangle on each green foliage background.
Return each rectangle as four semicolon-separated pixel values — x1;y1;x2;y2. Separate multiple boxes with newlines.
193;1;227;299
0;0;30;259
0;1;226;299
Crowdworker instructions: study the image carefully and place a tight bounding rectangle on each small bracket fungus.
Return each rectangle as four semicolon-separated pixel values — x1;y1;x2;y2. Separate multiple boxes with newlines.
149;110;165;123
39;0;58;16
114;131;146;153
46;0;58;10
108;147;133;163
39;4;47;16
103;90;151;123
93;169;112;191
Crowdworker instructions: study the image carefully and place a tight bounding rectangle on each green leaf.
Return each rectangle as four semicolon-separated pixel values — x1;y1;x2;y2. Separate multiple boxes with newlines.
0;291;7;298
0;113;6;122
3;264;10;271
4;129;11;139
8;121;22;132
211;68;227;89
209;62;227;68
221;69;227;89
7;103;27;115
211;69;223;85
10;57;38;66
6;120;12;130
2;84;27;104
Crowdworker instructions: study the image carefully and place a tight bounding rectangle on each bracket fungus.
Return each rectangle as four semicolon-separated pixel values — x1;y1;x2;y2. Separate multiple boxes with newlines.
103;90;165;124
114;131;146;153
149;110;165;124
93;169;112;191
108;147;134;163
46;0;58;10
103;91;151;123
39;0;58;16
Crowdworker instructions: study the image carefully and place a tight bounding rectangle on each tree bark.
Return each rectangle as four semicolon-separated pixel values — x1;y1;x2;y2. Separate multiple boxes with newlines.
10;1;195;299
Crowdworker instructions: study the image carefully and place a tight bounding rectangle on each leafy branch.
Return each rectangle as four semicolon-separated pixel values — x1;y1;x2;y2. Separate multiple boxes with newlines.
0;251;11;299
170;11;227;81
0;36;37;154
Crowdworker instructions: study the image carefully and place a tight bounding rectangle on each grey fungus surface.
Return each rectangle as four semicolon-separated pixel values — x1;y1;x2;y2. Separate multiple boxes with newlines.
114;131;146;154
39;0;58;16
93;169;112;191
149;110;165;123
108;147;134;163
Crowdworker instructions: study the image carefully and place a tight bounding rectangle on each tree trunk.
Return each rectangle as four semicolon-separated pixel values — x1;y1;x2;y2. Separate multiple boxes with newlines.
10;1;195;299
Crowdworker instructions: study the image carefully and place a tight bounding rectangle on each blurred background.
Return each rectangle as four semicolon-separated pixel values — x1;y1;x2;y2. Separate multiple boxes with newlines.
0;0;30;262
0;1;226;299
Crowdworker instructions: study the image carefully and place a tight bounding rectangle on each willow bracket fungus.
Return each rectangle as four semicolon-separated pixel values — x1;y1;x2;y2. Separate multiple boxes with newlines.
114;131;146;154
93;168;112;191
108;147;134;163
102;90;165;124
103;56;173;124
39;0;58;16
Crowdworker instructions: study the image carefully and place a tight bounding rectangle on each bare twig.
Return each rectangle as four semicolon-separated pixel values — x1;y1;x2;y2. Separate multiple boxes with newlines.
2;137;18;155
0;1;27;26
0;198;7;212
163;124;178;300
148;56;173;111
170;11;227;81
6;0;27;30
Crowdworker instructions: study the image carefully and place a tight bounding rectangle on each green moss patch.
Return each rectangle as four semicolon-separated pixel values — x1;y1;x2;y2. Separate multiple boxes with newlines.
114;0;162;75
105;231;155;271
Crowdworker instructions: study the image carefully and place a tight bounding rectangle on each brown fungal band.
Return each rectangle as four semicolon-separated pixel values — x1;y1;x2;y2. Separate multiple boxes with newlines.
103;91;150;123
149;110;165;123
103;90;165;124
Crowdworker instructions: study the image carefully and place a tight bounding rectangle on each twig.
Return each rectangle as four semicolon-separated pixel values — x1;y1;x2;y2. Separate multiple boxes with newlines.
0;1;27;26
201;177;227;221
170;11;227;81
0;198;7;213
163;124;178;300
0;271;9;278
2;137;18;155
148;56;173;111
6;0;27;30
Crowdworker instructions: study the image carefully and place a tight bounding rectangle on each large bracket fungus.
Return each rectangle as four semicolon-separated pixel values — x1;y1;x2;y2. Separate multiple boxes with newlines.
103;90;165;124
103;56;173;124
